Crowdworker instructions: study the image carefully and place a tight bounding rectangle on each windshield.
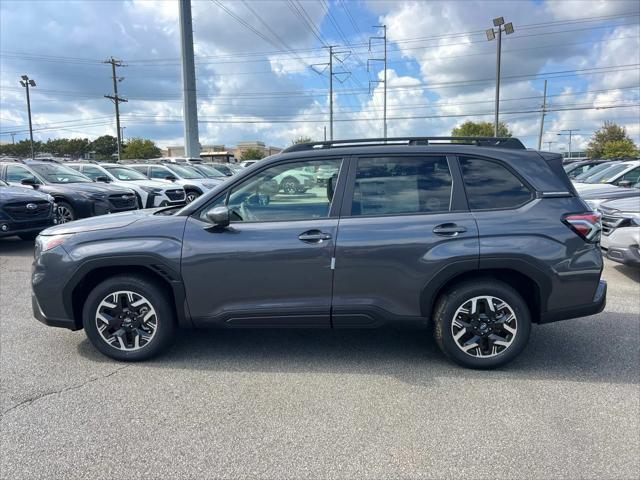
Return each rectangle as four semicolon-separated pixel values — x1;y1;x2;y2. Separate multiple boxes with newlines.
30;163;92;183
167;164;205;179
195;165;226;178
574;162;619;181
211;163;233;175
105;166;149;181
583;164;630;184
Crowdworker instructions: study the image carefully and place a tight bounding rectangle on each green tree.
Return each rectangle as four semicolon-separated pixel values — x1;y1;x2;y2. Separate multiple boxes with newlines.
451;121;512;138
291;136;313;145
240;147;265;161
0;139;43;157
587;121;638;159
90;135;118;159
122;138;161;159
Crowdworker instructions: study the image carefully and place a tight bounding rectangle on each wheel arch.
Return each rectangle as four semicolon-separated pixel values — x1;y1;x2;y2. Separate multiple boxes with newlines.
66;258;192;330
421;264;547;324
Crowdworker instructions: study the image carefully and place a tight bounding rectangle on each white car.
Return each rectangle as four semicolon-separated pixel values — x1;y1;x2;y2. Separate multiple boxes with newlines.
574;160;640;194
599;196;640;267
127;163;223;203
67;163;187;208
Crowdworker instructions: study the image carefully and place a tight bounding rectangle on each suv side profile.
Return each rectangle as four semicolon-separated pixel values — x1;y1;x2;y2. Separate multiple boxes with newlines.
32;137;606;369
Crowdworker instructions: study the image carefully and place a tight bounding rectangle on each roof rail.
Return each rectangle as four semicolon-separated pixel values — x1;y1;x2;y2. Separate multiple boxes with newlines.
282;136;525;153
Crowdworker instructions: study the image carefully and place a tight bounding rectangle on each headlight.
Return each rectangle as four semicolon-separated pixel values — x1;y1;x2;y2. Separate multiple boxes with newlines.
36;234;73;253
140;186;162;194
79;192;106;201
618;212;640;226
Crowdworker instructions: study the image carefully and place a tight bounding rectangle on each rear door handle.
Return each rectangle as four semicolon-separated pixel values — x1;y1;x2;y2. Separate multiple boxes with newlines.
298;230;332;243
433;223;467;236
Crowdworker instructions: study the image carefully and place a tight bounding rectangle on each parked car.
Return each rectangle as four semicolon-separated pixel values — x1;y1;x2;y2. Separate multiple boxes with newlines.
599;196;640;267
32;137;607;368
0;159;138;223
579;182;640;210
572;161;621;183
0;179;55;240
66;162;186;208
574;160;640;193
126;163;223;203
563;159;610;179
187;163;229;181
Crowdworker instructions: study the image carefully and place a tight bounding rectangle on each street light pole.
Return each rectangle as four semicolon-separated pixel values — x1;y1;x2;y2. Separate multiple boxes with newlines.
19;75;36;159
486;18;515;137
557;129;580;161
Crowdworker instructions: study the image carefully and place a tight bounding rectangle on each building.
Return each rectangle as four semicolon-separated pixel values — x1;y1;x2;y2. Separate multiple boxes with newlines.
162;141;282;163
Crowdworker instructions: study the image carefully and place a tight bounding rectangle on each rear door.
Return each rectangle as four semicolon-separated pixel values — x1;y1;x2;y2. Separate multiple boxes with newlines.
332;154;479;326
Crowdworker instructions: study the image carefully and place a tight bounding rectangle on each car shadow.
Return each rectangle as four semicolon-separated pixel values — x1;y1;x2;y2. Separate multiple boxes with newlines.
77;312;639;387
0;238;35;256
613;263;640;283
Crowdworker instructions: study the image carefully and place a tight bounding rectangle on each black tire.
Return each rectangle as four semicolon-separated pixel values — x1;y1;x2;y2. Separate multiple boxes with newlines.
82;274;177;361
18;232;39;241
56;201;75;223
185;190;200;204
281;176;300;194
433;279;531;369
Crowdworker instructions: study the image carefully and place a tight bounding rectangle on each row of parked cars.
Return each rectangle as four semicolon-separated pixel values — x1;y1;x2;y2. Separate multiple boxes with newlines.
0;157;245;240
564;158;640;267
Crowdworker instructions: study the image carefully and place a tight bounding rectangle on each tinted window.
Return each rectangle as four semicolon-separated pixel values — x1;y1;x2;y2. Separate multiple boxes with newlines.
5;165;39;184
203;159;342;222
619;167;640;184
149;166;170;179
351;157;452;216
459;157;532;210
81;165;104;180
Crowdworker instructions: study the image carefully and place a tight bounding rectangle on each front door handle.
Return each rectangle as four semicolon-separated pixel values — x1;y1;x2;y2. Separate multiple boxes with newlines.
298;230;332;243
433;223;467;236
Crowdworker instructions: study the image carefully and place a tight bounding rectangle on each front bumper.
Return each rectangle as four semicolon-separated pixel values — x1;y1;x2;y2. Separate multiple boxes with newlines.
540;280;607;323
602;245;640;266
32;292;79;330
0;217;54;238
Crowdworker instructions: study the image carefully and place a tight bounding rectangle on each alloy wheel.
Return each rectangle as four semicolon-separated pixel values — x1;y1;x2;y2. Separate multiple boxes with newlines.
95;290;158;351
56;205;74;223
185;192;198;203
450;295;517;358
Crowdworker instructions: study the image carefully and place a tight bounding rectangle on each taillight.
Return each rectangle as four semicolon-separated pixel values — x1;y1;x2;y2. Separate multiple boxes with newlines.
563;212;601;242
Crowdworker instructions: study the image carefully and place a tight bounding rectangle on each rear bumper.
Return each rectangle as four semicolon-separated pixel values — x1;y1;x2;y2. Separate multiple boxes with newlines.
539;280;607;323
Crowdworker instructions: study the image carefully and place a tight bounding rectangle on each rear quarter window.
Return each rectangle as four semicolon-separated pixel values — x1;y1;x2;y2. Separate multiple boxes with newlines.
459;156;532;210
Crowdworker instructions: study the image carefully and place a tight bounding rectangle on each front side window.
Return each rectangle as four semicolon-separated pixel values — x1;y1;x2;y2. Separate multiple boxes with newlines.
203;159;342;222
351;156;452;216
459;157;532;210
618;167;640;185
149;166;170;179
5;165;40;184
81;165;105;181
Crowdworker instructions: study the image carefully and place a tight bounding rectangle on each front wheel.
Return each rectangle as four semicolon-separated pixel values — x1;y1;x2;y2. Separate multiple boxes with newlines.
433;279;531;369
82;275;176;361
185;190;200;204
280;176;300;194
56;201;75;223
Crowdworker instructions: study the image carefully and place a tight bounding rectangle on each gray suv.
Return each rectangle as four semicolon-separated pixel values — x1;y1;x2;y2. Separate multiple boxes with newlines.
32;137;606;369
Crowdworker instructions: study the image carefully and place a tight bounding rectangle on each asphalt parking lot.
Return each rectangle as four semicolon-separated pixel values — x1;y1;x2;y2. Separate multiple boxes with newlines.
1;237;638;480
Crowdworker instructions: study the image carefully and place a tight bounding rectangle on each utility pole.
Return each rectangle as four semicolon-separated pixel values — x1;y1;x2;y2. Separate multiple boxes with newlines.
104;57;127;161
486;17;515;136
179;0;200;157
19;75;36;158
311;46;350;141
557;129;580;161
537;80;548;150
369;25;387;138
545;140;556;151
10;132;16;144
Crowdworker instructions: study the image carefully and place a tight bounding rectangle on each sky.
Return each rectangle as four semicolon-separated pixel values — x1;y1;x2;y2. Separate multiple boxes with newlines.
0;0;639;152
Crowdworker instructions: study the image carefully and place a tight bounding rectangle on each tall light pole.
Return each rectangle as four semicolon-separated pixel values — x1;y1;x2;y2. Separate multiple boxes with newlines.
369;25;388;139
486;17;515;136
19;75;36;159
545;140;556;151
557;129;580;161
179;0;200;158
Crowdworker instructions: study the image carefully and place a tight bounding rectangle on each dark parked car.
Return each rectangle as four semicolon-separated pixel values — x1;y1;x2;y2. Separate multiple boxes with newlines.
0;179;55;240
32;137;606;369
0;160;138;223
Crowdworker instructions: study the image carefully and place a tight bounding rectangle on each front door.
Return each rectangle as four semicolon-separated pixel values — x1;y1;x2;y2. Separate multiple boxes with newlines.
332;154;479;326
181;157;345;327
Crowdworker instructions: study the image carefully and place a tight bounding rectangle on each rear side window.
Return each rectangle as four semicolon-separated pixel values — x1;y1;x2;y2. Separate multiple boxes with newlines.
459;157;532;210
351;156;452;216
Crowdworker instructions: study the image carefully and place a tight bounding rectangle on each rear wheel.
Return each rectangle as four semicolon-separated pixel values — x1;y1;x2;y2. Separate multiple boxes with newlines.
281;176;300;194
82;275;176;361
433;279;531;369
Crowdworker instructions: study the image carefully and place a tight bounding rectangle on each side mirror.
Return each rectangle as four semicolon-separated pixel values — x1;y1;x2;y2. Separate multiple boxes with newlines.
205;206;230;227
95;176;110;183
165;175;177;181
21;178;38;188
617;180;632;188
